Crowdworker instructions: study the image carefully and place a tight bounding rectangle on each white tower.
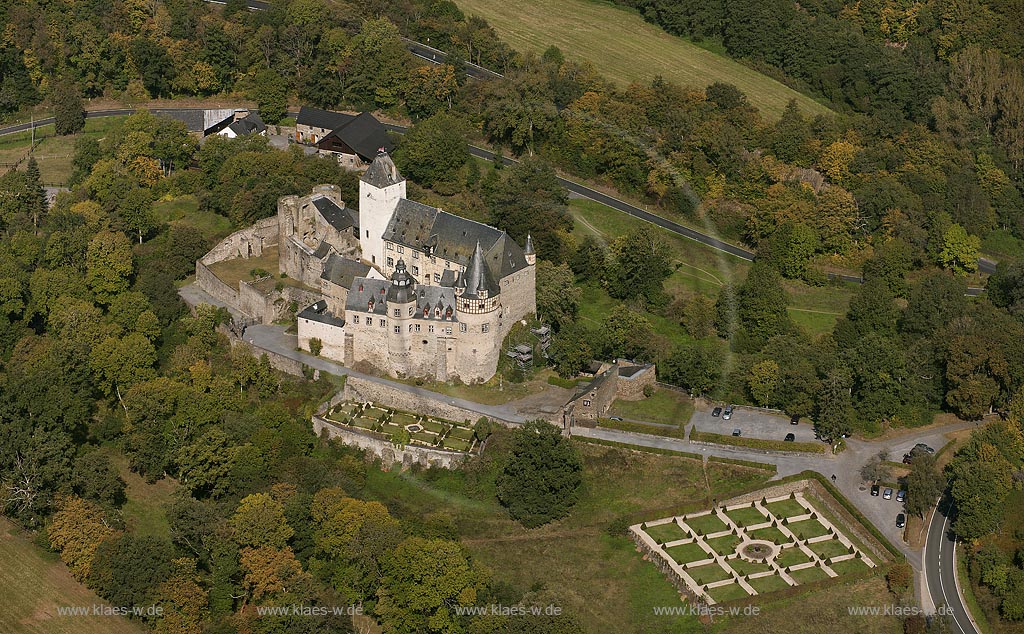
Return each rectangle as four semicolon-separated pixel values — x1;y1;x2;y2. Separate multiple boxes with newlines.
359;151;406;269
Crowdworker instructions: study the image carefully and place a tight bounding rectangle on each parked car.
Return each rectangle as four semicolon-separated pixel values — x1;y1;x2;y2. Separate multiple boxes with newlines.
896;490;906;503
790;415;800;425
732;428;742;437
712;407;722;417
902;453;913;465
883;488;893;500
609;416;623;421
784;433;795;442
871;484;880;496
723;405;734;420
915;443;935;454
896;513;906;528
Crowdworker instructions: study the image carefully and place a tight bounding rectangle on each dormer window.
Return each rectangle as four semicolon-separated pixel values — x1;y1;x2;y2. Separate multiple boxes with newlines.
358;283;363;292
423;307;428;317
480;290;488;299
445;308;452;318
368;300;374;310
380;288;385;295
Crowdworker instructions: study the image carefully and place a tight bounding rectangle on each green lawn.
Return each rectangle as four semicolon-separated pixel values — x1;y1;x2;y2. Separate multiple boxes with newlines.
789;565;831;584
727;557;773;576
608;388;694;426
787;518;830;540
776;546;812;568
782;280;854;335
570;198;747;298
749;526;789;545
104;448;177;540
153;195;234;242
578;283;696;348
764;498;808;519
645;522;689;544
665;542;710;565
706;534;741;556
807;539;853;560
0;117;126;186
685;513;728;536
829;558;870;575
724;505;767;527
688;562;734;585
0;518;144;634
747;574;792;594
454;0;831;119
708;582;751;603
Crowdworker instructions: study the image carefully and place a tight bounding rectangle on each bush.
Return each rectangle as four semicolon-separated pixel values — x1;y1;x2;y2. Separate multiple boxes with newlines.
886;562;913;594
606;515;632;537
308;337;322;356
643;384;655;398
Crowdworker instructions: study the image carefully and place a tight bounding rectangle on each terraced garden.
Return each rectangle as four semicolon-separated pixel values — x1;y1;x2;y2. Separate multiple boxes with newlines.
323;400;479;452
633;489;879;605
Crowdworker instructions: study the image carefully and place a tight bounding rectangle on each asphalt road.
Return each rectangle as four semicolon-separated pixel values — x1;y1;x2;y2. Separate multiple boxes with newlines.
926;496;979;634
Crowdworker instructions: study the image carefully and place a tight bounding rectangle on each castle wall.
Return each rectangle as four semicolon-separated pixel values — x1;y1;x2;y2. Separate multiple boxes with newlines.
498;266;537;337
195;262;238;307
200;216;279;266
312;415;469;469
617;365;656;400
298;318;348;359
342;375;517;425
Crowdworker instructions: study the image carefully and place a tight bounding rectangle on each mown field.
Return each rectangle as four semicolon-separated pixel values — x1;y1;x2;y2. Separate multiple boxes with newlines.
454;0;832;119
0;518;143;634
0;117;126;186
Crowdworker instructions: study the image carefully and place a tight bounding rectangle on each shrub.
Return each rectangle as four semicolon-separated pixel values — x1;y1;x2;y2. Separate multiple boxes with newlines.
886;562;913;594
308;337;323;356
643;384;655;398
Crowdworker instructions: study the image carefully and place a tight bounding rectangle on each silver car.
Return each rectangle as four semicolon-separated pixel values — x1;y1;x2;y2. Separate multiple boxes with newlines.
883;488;893;500
723;405;734;420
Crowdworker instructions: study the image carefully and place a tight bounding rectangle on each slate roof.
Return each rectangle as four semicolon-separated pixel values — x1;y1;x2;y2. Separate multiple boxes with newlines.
456;242;499;299
226;112;266;136
320;112;393;160
312;241;334;259
321;255;371;290
361;152;404;188
297;300;346;328
311;195;358;232
296;106;355;131
412;286;457;322
382;199;529;279
345;278;390;315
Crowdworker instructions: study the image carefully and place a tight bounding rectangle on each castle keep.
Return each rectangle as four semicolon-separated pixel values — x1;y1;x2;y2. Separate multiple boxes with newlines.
199;152;536;383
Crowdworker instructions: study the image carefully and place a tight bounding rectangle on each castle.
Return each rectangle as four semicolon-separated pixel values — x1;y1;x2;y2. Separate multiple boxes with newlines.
271;152;537;383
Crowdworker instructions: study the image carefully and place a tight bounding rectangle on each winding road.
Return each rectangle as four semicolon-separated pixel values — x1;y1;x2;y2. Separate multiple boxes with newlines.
926;496;980;634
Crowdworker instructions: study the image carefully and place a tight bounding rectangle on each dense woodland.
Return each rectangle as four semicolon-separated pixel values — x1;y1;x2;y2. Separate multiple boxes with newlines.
2;0;1024;631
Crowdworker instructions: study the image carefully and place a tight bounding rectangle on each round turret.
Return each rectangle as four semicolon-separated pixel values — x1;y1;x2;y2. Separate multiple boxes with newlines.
387;259;416;304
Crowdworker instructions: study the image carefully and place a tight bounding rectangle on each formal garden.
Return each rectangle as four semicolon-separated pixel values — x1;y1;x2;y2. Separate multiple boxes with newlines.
634;491;876;605
323;400;479;452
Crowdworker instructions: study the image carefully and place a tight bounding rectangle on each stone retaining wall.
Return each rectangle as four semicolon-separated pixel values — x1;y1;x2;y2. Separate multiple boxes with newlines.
312;415;469;469
196;261;239;307
340;376;518;426
200;216;279;265
223;329;306;377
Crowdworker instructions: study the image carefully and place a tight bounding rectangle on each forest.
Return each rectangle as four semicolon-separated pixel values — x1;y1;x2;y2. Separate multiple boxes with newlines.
2;0;1024;631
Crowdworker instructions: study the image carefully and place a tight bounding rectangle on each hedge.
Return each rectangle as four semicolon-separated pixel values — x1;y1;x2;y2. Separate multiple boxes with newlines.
547;375;579;389
574;436;703;461
691;430;827;454
598;418;687;439
707;455;778;473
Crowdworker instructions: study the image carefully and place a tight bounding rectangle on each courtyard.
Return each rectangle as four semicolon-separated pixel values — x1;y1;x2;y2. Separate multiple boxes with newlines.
634;490;876;605
323;400;479;452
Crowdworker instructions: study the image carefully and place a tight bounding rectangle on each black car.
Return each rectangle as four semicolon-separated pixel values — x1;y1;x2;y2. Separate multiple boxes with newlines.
712;407;722;417
784;433;795;442
732;428;742;437
902;453;913;465
915;443;935;454
896;513;906;528
871;484;880;496
790;415;799;425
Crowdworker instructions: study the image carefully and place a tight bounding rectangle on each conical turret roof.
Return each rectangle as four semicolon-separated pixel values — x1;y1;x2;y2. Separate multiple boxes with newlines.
457;241;500;299
386;259;415;303
524;234;535;255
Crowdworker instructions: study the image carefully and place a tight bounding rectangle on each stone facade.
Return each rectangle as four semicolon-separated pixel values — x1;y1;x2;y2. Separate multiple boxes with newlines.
563;361;657;428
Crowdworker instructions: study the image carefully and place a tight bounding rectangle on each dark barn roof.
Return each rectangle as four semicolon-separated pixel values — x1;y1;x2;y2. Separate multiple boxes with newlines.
296;106;355;131
318;112;393;161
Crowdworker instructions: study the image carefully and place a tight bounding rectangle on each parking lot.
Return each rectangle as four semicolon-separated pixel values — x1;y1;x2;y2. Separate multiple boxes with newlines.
690;405;819;443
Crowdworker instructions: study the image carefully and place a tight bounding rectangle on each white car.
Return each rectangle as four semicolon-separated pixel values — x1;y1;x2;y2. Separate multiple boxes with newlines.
722;405;734;420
